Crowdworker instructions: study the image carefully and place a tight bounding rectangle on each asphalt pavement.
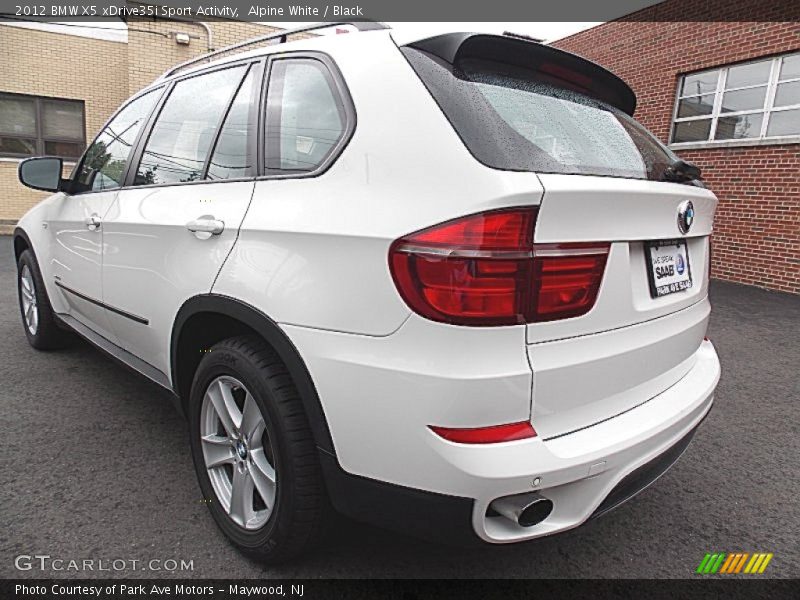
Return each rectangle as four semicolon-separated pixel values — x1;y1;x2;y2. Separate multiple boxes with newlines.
0;235;798;579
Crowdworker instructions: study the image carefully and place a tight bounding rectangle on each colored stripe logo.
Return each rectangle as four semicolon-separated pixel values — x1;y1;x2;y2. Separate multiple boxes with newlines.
696;552;773;574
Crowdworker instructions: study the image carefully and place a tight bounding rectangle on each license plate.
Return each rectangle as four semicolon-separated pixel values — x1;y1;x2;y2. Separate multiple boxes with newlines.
644;239;692;298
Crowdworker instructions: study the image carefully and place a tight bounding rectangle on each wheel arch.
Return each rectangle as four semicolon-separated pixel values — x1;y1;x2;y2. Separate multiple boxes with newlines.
171;294;336;456
13;227;34;264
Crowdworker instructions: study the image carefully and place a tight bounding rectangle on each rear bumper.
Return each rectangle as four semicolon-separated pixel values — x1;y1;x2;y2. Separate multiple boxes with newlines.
321;409;710;546
287;303;720;542
475;339;718;543
589;415;702;520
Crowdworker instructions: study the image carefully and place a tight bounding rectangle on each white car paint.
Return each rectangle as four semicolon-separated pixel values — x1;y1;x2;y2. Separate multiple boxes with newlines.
213;33;548;336
15;27;721;544
47;188;119;342
102;180;257;374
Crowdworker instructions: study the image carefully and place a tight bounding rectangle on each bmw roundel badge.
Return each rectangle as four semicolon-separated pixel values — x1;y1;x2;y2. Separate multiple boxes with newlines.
677;200;695;235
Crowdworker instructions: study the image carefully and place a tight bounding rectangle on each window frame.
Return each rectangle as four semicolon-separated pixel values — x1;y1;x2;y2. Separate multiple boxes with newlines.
68;86;165;196
0;92;86;160
257;51;356;180
204;64;262;181
670;52;800;148
125;61;262;190
66;50;354;195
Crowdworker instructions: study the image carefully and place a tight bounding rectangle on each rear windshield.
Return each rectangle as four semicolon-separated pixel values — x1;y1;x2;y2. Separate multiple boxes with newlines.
402;48;679;181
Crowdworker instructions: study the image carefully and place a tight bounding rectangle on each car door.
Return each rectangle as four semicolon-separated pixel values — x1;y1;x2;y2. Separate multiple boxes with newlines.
101;62;260;375
48;89;162;341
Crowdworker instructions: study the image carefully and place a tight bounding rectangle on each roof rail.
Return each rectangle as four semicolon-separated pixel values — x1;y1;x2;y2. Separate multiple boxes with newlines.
157;21;389;81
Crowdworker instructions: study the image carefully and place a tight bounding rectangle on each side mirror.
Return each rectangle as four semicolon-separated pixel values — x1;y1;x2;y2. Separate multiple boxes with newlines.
18;157;65;192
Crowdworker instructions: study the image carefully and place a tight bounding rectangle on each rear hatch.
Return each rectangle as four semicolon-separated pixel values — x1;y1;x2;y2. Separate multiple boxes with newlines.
529;175;714;437
531;174;715;343
400;33;718;437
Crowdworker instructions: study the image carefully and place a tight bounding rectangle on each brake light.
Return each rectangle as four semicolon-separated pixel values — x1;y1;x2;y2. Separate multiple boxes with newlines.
530;244;610;322
538;62;593;91
429;421;537;444
389;208;609;326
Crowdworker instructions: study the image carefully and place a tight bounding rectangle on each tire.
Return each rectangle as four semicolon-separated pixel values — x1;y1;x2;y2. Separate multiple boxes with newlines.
188;334;325;563
17;249;72;350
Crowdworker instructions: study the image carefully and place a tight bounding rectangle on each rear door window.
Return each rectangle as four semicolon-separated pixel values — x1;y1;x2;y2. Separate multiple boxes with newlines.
206;67;258;180
134;65;247;186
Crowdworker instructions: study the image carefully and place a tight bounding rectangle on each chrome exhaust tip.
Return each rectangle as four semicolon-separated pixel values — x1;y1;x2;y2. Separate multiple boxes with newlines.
490;492;553;527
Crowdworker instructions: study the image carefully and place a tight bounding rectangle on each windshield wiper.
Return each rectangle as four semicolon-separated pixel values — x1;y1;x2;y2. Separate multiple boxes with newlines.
662;159;702;184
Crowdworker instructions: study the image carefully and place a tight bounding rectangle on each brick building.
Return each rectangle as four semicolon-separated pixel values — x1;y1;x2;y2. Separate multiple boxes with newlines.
554;0;800;293
0;15;283;232
2;6;797;293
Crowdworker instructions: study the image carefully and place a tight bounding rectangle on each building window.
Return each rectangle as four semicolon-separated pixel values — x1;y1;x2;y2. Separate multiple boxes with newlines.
671;53;800;145
0;93;86;159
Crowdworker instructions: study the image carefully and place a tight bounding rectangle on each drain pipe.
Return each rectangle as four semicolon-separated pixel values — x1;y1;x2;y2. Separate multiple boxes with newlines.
198;22;214;52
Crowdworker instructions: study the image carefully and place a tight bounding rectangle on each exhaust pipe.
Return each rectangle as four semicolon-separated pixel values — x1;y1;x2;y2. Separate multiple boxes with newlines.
490;492;553;527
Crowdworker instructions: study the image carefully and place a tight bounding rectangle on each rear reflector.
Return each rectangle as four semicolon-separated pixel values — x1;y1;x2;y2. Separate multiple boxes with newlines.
389;208;609;326
429;421;537;444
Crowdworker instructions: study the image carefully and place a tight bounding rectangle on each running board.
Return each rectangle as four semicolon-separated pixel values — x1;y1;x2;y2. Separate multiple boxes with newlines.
55;313;173;393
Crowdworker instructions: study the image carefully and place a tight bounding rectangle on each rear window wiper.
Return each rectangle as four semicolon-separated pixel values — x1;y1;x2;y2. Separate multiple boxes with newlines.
662;159;702;184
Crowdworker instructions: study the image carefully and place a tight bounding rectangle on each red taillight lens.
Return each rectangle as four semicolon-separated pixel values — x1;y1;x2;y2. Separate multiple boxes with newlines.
530;245;610;322
389;208;536;326
389;208;609;326
429;421;537;444
408;209;536;249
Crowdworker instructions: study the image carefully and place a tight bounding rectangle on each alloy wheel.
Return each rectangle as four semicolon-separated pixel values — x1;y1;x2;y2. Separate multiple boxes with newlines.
19;264;38;335
200;375;277;530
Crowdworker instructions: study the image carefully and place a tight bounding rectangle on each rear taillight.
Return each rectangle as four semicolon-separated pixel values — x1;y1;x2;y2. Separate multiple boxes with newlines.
390;208;535;326
389;208;609;326
529;244;610;321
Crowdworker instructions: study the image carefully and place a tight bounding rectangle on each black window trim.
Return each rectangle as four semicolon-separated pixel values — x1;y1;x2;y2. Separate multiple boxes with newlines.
256;51;356;181
69;59;262;196
65;50;354;196
202;62;262;181
0;91;86;160
124;60;260;190
68;85;166;196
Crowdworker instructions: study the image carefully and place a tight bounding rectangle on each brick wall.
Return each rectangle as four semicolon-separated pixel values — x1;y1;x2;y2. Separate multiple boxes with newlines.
126;20;283;95
0;24;129;223
0;19;283;231
554;2;800;293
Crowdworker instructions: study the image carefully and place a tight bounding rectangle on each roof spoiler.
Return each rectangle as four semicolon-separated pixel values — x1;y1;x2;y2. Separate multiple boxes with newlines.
406;33;637;115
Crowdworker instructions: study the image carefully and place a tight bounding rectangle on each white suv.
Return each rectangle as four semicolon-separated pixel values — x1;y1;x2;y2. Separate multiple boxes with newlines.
13;23;720;562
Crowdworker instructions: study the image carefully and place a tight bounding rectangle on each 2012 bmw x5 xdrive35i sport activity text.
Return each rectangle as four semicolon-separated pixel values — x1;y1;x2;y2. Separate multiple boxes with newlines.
13;23;720;562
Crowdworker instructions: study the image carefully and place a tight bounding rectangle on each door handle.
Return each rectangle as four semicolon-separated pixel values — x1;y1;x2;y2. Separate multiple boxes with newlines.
85;214;101;231
186;216;224;239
